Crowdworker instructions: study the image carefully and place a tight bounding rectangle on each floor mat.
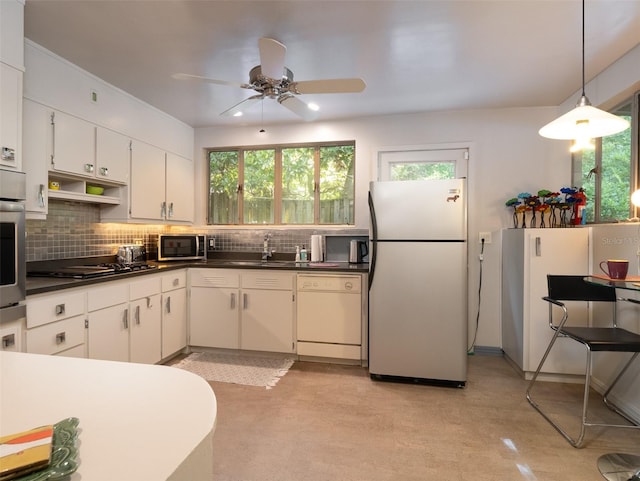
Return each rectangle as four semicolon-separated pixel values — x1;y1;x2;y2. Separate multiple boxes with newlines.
173;351;295;389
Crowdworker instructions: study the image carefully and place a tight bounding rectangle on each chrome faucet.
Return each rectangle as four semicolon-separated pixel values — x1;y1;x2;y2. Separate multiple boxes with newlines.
262;233;273;261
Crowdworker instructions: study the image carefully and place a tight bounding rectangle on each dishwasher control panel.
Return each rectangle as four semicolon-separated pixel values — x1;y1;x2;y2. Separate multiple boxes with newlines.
297;275;361;293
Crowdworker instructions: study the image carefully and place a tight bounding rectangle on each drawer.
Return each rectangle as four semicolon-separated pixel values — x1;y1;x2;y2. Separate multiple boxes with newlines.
27;290;85;328
26;315;85;355
241;271;294;290
190;268;239;288
130;275;162;300
162;270;186;292
1;322;22;352
87;281;128;312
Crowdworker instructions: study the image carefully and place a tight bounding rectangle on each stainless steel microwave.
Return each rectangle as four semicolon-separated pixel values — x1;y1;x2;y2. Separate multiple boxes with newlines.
157;234;206;261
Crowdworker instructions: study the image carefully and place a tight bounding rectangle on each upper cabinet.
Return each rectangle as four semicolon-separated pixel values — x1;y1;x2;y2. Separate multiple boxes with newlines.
0;0;25;70
0;63;23;170
102;140;194;224
50;111;128;185
0;0;24;171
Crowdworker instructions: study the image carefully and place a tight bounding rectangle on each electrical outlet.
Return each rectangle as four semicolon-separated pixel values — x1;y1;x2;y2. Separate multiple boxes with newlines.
479;232;492;244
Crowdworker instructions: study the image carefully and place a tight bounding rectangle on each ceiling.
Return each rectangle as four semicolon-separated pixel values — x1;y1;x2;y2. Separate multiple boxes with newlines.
23;0;640;129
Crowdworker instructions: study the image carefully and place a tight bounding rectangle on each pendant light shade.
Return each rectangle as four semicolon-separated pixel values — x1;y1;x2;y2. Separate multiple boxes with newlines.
539;0;630;145
539;95;630;141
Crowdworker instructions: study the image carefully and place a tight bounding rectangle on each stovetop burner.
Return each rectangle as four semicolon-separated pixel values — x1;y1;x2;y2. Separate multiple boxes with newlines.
29;263;157;279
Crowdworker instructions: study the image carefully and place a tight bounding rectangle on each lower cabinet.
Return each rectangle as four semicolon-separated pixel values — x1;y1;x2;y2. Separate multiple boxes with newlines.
189;269;295;353
26;288;86;357
86;281;130;362
161;270;187;358
87;276;162;363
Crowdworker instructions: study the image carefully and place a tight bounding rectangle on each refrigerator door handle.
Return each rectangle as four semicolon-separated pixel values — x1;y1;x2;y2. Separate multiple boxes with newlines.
368;191;378;289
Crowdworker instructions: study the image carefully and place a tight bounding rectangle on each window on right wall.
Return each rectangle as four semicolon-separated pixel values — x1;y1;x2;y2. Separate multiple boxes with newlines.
572;91;639;223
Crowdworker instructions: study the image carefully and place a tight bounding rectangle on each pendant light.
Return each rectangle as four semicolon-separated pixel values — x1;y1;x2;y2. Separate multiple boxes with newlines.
538;0;630;150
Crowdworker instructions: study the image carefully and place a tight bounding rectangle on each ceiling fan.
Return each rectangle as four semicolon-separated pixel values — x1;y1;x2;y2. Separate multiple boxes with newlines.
172;37;366;121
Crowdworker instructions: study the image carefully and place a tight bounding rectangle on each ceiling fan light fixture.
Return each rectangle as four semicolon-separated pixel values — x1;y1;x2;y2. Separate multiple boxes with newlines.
307;102;320;112
233;111;243;117
538;0;630;148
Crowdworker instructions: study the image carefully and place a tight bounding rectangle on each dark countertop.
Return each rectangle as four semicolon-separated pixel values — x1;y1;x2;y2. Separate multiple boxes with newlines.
26;259;369;296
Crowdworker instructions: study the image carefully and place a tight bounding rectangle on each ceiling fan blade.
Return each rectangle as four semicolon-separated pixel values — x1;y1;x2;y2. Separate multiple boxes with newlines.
291;78;366;94
278;95;318;121
258;37;286;80
172;72;249;89
220;95;264;117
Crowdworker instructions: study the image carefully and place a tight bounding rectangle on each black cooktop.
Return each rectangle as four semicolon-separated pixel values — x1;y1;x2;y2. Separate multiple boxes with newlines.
28;263;157;279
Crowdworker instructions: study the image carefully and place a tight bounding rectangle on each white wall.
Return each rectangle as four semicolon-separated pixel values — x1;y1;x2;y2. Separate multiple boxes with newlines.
195;106;570;349
23;40;194;159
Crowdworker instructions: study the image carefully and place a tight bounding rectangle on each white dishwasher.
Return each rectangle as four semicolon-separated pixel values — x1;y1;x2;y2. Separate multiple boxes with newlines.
296;274;362;361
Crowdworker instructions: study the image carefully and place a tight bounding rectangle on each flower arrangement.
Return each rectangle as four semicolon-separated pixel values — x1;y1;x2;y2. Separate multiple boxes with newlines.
505;187;586;228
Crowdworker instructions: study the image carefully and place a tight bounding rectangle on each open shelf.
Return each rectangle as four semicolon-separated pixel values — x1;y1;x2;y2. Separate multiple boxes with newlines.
48;173;123;205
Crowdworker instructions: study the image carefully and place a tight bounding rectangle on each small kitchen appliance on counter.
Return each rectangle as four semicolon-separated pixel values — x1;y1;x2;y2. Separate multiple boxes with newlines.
116;244;147;265
349;240;368;264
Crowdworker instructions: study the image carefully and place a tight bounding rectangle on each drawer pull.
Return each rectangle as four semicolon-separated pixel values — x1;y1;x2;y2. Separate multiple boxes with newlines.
146;297;152;308
173;278;179;287
55;303;65;316
2;334;15;349
55;332;66;345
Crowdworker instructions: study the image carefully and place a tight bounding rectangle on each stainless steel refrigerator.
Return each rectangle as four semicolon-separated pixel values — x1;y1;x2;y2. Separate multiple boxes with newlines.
368;179;468;387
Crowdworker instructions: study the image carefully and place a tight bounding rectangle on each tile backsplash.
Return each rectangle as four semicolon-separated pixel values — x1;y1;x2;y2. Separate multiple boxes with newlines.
26;200;368;262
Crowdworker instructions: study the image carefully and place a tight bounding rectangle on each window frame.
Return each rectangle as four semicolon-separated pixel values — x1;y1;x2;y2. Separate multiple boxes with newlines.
571;91;639;223
207;140;356;226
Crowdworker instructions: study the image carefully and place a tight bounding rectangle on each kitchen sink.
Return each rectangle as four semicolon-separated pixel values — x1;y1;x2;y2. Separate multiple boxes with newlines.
209;260;297;267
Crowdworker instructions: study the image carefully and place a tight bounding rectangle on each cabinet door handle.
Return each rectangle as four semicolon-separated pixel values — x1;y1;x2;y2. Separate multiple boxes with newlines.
161;201;167;218
135;305;141;325
55;303;65;316
55;332;66;345
166;296;171;314
2;334;15;349
50;112;56;166
38;184;45;208
230;293;236;309
168;202;174;218
123;309;129;329
85;163;94;173
100;167;109;177
243;293;248;310
535;236;542;257
146;296;152;308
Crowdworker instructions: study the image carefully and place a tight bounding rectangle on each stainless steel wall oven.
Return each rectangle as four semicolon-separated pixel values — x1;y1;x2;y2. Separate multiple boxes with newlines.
0;169;26;309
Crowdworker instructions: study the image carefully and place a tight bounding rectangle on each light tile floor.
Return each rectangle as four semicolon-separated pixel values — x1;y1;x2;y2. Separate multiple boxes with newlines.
202;354;640;481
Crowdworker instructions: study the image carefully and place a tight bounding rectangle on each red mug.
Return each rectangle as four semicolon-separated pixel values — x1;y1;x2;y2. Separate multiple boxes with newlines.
599;259;629;280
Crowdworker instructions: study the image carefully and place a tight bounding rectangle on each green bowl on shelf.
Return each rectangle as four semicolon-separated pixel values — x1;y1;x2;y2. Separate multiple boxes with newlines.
86;185;104;195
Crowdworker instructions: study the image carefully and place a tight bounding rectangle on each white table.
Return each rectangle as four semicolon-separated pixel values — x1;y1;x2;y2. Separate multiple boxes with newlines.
0;351;217;481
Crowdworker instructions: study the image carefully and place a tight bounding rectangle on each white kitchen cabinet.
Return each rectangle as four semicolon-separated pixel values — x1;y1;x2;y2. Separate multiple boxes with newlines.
95;126;130;184
189;269;240;349
26;288;86;357
165;152;194;222
189;269;295;353
49;109;96;177
0;63;22;170
240;271;295;354
129;276;162;364
502;227;590;378
87;276;164;364
22;99;49;217
106;140;193;223
86;282;129;362
161;270;187;358
0;0;24;70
